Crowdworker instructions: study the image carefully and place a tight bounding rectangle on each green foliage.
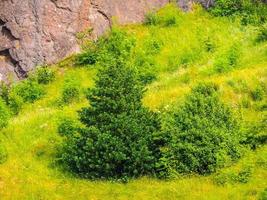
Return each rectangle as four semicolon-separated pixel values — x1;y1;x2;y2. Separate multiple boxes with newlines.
75;51;98;66
144;12;160;26
62;77;81;104
160;83;241;175
256;24;267;43
0;98;10;129
251;86;265;101
0;144;8;164
58;117;79;137
213;166;252;185
210;0;267;25
11;80;44;103
259;188;267;200
7;92;23;115
214;44;240;73
60;60;161;180
35;66;55;84
242;118;267;150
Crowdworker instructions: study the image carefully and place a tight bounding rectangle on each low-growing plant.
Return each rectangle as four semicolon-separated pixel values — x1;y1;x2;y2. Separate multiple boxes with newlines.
0;144;8;164
159;83;242;176
11;80;44;103
7;92;23;115
210;0;267;25
256;24;267;43
214;44;240;73
144;12;160;26
75;50;98;66
62;77;81;104
251;86;264;101
242;118;267;150
58;117;80;137
0;98;10;129
35;66;55;84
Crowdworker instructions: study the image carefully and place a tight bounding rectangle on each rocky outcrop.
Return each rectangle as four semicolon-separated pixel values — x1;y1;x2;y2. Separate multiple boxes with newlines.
0;0;171;82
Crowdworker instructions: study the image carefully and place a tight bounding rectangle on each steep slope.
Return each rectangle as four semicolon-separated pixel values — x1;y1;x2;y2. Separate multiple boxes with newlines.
0;4;266;199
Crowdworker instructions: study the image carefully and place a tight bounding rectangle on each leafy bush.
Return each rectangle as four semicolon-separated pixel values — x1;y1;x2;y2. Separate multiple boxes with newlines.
76;51;98;66
60;61;161;180
11;80;44;103
7;92;23;115
256;24;267;43
58;117;79;136
144;12;160;25
160;83;241;175
242;118;267;150
210;0;267;25
0;145;8;164
251;86;264;101
214;44;240;73
0;98;10;129
35;66;55;84
62;77;81;104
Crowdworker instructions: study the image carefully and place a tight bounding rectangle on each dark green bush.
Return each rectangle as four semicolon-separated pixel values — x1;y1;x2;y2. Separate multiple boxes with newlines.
251;86;264;101
62;77;81;104
11;80;44;103
36;66;55;84
75;50;98;66
58;117;79;136
60;61;161;180
242;118;267;150
210;0;267;25
0;98;10;129
256;24;267;43
0;145;8;164
214;44;240;73
160;83;241;175
144;12;160;25
7;92;23;115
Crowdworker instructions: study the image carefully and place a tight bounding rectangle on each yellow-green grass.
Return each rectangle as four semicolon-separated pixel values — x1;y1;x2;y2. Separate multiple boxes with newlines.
0;4;266;200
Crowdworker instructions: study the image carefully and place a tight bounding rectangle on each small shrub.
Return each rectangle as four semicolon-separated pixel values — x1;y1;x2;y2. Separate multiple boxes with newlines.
12;80;44;103
251;86;264;101
75;50;98;66
259;188;267;200
210;0;267;25
62;77;81;104
160;83;241;175
36;66;55;84
0;145;8;164
0;98;10;129
58;117;79;136
234;167;252;183
256;25;267;43
214;44;240;73
7;92;23;115
144;12;160;26
0;82;9;103
242;118;267;150
164;16;177;27
145;38;163;55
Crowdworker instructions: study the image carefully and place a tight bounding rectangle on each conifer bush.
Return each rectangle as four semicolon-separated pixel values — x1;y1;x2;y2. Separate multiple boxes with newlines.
60;62;161;180
160;83;242;175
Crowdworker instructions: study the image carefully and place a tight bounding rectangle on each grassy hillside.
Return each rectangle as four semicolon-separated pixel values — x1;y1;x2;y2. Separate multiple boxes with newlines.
0;4;266;200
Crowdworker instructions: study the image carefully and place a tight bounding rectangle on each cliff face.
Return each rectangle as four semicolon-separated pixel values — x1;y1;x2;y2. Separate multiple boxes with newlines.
0;0;210;82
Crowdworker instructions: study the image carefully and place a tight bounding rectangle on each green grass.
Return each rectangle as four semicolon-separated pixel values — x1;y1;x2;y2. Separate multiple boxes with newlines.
0;4;266;199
